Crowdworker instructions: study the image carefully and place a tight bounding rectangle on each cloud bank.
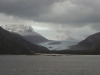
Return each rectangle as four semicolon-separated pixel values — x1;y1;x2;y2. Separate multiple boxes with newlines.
0;0;100;40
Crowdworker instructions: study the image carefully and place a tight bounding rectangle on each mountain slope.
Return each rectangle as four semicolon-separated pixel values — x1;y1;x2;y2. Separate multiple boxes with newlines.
71;32;100;50
0;26;49;54
1;25;49;44
21;32;49;44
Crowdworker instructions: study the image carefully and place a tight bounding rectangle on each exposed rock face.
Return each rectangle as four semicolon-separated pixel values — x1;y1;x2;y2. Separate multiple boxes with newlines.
1;25;49;44
71;32;100;50
0;27;49;54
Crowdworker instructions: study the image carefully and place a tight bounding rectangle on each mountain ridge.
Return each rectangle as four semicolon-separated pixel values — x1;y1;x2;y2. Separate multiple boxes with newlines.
0;26;49;54
71;32;100;50
66;32;100;54
1;24;49;44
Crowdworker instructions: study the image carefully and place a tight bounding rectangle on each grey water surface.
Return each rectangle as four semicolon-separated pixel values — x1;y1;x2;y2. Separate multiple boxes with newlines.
0;55;100;75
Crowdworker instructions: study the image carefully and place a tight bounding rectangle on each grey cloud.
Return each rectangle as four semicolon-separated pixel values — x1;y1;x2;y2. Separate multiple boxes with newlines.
0;0;60;18
91;23;100;31
34;0;100;28
0;0;100;30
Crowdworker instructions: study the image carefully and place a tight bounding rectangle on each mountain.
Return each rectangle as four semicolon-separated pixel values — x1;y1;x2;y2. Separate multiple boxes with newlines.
0;26;49;54
70;32;100;54
71;32;100;50
1;25;49;44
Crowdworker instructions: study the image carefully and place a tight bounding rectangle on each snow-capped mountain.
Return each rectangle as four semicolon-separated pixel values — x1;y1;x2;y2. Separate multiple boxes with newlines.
1;24;49;44
1;24;33;33
0;26;49;54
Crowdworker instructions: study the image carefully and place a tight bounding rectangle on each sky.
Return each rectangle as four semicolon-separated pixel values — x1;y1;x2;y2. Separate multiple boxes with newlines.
0;0;100;40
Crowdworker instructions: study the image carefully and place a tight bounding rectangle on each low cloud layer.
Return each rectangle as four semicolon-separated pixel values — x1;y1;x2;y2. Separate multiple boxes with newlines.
0;0;100;40
0;0;100;28
0;0;59;18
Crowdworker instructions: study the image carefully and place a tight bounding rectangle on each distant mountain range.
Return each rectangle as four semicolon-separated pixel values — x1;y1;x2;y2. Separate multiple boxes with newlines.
0;26;49;54
1;25;49;44
1;24;100;55
49;32;100;55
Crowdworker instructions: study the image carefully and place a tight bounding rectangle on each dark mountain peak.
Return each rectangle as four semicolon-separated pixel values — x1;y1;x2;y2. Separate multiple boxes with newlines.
1;24;34;33
85;32;100;41
0;26;3;29
71;32;100;50
0;26;5;31
1;25;49;44
0;26;49;54
78;32;100;46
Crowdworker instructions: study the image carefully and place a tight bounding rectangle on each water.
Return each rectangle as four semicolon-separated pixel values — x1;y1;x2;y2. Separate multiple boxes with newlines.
0;55;100;75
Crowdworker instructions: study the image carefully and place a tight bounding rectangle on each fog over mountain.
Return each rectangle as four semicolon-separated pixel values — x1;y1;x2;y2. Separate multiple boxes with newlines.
1;25;49;44
0;0;100;41
0;26;49;54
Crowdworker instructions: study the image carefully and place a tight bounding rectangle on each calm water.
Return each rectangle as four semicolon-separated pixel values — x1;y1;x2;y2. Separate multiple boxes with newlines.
0;55;100;75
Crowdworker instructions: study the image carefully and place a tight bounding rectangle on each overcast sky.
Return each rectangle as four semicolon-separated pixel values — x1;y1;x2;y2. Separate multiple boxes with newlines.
0;0;100;40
